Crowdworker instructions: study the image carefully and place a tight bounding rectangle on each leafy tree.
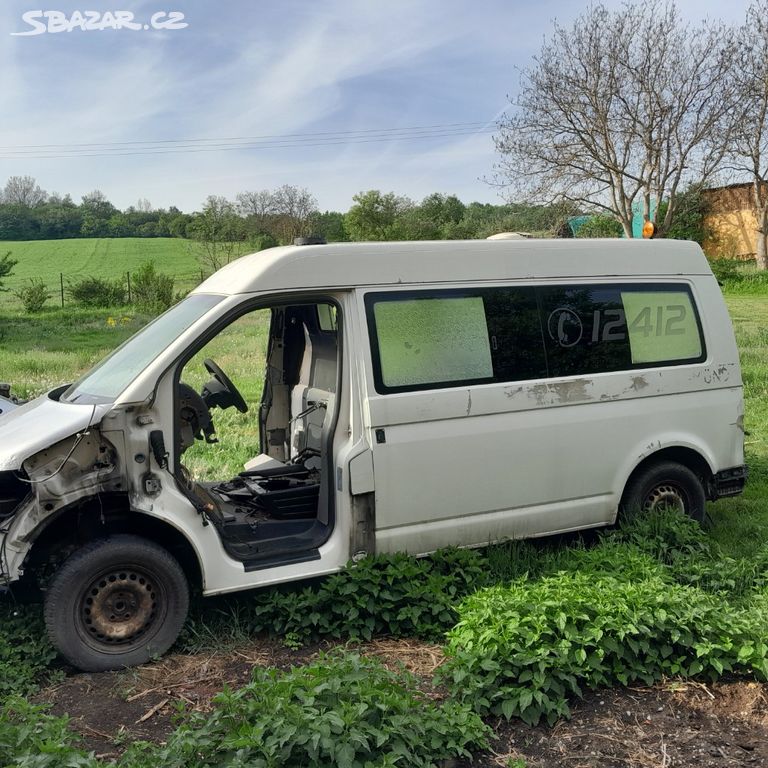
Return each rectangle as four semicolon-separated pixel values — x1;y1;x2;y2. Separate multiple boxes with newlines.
0;204;38;239
0;251;18;292
310;210;348;242
35;195;82;238
188;195;246;272
80;190;117;237
656;184;709;244
494;0;736;237
345;190;413;241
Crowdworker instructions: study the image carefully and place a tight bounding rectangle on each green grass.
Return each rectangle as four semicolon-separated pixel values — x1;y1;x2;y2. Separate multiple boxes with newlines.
0;237;251;308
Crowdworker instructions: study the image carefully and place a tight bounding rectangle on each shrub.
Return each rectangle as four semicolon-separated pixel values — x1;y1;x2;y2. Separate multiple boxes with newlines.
131;261;175;312
0;603;58;700
131;653;490;768
709;258;741;283
575;214;623;238
180;549;487;650
14;278;51;313
69;275;126;308
439;573;768;726
0;697;97;768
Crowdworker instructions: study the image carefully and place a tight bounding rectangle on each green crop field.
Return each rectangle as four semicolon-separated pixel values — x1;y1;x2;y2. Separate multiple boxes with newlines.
0;237;253;306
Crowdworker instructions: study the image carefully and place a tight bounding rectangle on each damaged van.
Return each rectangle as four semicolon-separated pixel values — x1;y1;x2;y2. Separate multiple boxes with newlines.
0;239;747;670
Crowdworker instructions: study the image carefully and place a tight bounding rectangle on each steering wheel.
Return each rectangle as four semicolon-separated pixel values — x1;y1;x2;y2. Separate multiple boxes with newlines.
203;358;248;413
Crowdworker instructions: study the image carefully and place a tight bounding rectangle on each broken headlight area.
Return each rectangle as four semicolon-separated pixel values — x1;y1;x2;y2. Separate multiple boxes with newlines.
0;470;30;520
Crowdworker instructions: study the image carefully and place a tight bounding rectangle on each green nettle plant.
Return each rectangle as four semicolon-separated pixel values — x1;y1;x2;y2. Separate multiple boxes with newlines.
0;654;490;768
180;548;488;650
439;572;768;726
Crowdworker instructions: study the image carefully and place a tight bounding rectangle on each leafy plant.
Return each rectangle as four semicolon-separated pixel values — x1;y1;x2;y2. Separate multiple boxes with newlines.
14;278;51;313
0;697;97;768
575;214;623;238
180;548;488;651
439;572;768;726
0;251;17;292
133;652;490;768
69;275;127;308
0;604;58;701
131;260;175;312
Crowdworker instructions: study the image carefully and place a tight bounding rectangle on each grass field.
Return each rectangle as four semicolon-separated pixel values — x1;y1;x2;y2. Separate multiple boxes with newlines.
0;237;252;307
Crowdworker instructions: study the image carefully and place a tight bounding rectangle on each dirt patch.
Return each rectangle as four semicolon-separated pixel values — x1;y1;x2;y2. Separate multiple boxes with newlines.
462;681;768;767
35;635;321;759
34;641;768;766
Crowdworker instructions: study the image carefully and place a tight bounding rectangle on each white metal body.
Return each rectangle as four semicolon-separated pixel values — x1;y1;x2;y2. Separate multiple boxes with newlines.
0;239;745;595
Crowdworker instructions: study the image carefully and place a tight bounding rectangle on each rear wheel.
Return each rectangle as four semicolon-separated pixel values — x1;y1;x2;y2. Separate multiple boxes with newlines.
621;460;706;522
44;535;189;672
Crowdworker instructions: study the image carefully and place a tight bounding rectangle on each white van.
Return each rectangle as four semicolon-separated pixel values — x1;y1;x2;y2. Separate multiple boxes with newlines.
0;239;746;670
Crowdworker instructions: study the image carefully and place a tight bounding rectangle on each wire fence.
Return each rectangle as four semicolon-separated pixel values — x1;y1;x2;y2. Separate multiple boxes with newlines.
3;269;207;308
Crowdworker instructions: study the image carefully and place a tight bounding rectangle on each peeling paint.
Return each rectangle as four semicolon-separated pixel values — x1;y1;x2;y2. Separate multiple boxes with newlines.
465;390;472;417
630;376;649;391
504;386;524;400
529;379;593;406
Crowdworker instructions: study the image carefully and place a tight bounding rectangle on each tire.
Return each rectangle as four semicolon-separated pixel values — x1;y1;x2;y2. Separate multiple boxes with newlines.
44;535;189;672
621;460;706;523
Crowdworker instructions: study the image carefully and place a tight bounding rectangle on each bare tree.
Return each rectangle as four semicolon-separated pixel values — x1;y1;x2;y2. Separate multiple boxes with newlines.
236;189;276;239
271;185;318;243
236;189;275;219
1;176;48;207
493;1;736;237
726;0;768;269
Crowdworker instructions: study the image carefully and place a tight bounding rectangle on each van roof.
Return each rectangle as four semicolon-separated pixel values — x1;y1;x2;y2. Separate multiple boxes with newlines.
192;238;711;296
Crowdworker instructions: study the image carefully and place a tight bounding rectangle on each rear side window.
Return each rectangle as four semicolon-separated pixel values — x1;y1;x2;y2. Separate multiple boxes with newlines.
539;285;704;376
622;290;702;364
365;283;705;394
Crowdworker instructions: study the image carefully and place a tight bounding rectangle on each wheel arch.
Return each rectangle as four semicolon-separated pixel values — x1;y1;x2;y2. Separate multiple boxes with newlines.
23;494;203;592
618;444;715;517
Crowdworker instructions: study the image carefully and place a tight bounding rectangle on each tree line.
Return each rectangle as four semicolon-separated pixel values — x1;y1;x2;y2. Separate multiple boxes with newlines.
0;175;577;258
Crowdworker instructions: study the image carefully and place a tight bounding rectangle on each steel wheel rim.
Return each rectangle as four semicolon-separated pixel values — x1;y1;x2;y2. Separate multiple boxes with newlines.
78;566;164;651
642;483;687;513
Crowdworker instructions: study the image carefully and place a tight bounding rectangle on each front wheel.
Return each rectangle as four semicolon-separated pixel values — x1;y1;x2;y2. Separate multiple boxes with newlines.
44;535;189;672
621;460;706;523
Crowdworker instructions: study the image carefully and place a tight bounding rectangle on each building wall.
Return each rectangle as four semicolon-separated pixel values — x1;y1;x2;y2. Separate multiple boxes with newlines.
702;184;757;260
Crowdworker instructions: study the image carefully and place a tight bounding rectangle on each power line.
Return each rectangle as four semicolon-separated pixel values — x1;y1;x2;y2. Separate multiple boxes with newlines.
0;121;491;151
0;126;495;161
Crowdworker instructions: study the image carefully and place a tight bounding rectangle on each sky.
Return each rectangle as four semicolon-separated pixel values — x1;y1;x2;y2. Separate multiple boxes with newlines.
0;0;753;213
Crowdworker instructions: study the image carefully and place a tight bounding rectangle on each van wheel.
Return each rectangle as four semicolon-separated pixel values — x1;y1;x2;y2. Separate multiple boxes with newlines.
43;535;189;672
621;461;706;522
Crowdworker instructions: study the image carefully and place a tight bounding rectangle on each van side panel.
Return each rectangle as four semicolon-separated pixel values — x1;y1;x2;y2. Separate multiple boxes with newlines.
360;275;744;555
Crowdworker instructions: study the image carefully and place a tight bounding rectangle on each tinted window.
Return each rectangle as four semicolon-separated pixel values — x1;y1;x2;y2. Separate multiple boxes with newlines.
622;290;702;364
483;288;547;381
365;288;546;393
366;283;704;394
539;286;632;376
539;284;704;377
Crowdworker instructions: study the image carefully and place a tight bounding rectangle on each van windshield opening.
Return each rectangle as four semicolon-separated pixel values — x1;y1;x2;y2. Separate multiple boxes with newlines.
61;294;224;405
